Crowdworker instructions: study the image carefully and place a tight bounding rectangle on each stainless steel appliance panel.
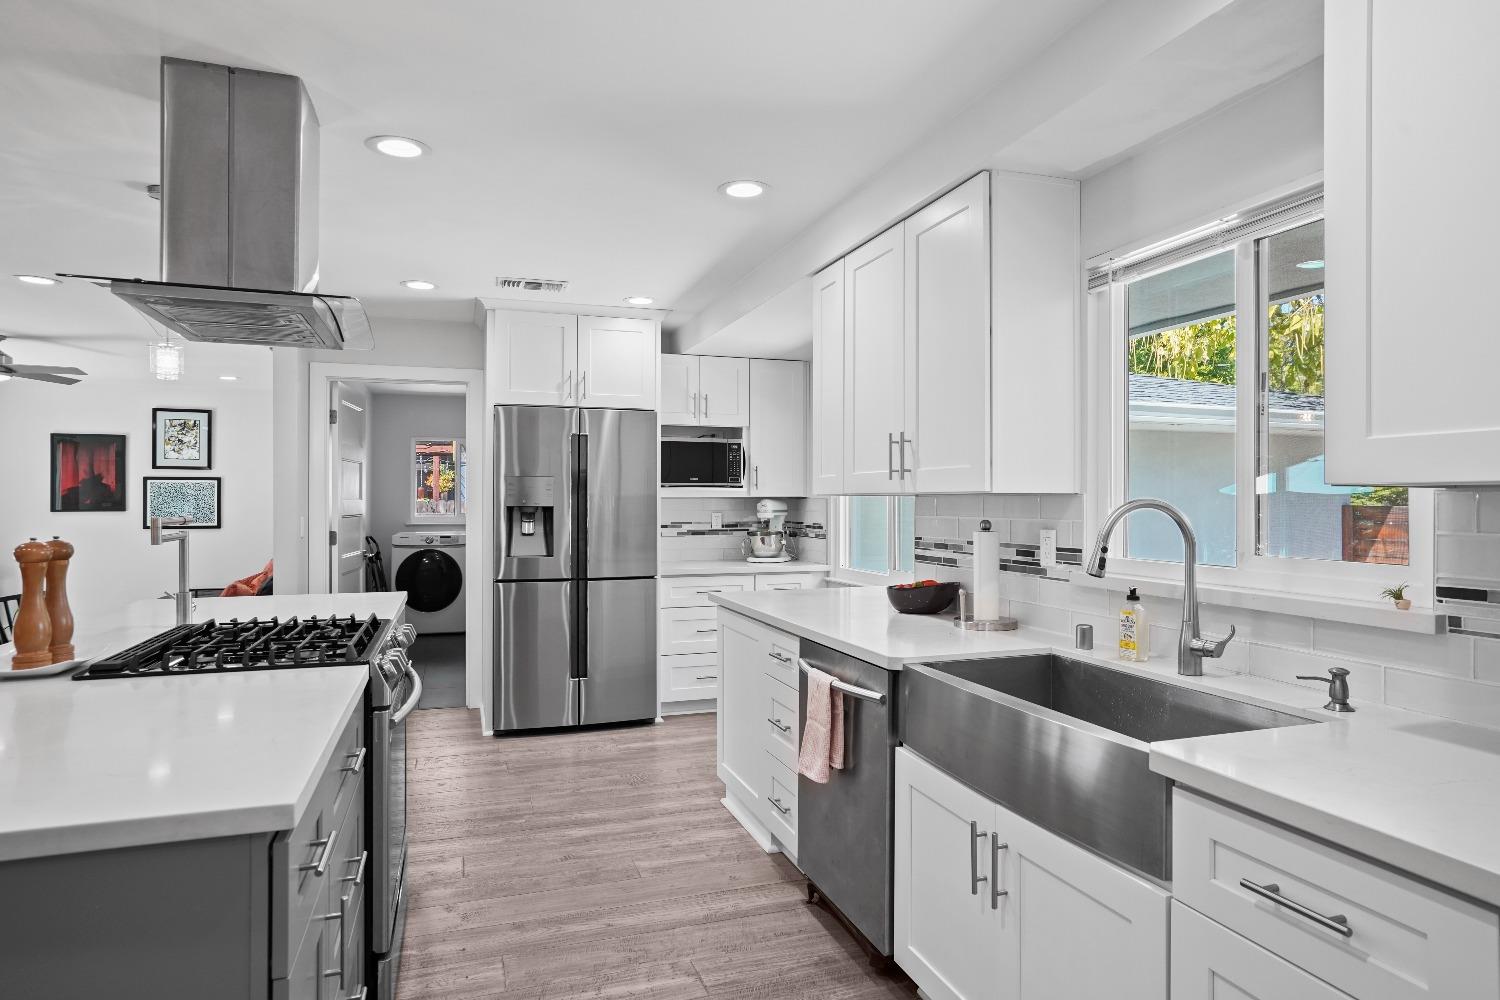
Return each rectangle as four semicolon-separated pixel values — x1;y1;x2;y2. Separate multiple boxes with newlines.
496;405;576;581
370;668;412;954
375;879;406;1000
495;580;579;731
580;577;658;725
797;640;897;955
579;407;658;579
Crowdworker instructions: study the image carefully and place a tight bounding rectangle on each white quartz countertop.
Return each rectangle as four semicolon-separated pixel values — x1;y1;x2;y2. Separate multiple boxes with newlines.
0;593;404;862
713;584;1500;908
661;560;831;578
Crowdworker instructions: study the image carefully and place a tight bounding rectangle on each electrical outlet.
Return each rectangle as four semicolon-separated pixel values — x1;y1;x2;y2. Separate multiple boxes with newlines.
711;512;723;530
1040;529;1058;568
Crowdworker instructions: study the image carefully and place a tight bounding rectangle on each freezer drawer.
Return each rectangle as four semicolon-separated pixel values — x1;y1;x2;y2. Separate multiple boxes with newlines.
495;580;578;731
581;577;657;725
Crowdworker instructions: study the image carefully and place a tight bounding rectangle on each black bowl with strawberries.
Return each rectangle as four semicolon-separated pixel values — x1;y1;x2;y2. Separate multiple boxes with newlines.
886;579;960;615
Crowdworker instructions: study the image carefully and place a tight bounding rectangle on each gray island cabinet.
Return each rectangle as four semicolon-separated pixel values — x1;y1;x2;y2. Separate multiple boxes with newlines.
0;707;367;1000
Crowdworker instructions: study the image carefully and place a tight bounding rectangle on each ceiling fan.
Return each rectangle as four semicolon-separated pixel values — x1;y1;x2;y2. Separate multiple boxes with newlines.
0;336;87;385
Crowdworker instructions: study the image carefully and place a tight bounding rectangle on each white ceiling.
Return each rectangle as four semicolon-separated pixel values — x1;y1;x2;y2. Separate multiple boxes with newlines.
0;0;1110;371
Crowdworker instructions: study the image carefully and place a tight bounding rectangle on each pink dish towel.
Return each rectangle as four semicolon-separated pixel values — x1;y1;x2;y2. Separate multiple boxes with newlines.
797;665;845;783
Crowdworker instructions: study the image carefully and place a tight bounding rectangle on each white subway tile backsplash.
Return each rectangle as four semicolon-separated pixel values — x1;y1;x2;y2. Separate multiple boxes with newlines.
915;496;938;517
1479;490;1500;534
1040;494;1084;521
993;494;1041;519
1241;610;1314;649
1383;670;1500;729
1008;601;1071;635
1474;640;1500;684
1313;621;1472;676
1435;532;1500;583
936;494;981;517
1436;490;1478;533
1248;643;1385;702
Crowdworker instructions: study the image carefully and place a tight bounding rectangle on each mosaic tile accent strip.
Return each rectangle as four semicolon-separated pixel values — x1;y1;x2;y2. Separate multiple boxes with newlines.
914;535;1082;573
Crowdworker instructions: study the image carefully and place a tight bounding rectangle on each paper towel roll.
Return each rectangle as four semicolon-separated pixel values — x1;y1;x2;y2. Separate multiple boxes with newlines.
973;529;1003;621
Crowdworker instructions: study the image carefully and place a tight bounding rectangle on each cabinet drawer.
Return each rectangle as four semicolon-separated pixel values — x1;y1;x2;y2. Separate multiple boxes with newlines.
763;753;798;857
1173;789;1499;1000
272;708;365;980
274;898;330;1000
661;652;719;702
1172;901;1352;1000
660;575;753;608
765;633;799;689
659;605;719;654
754;572;825;591
764;675;799;770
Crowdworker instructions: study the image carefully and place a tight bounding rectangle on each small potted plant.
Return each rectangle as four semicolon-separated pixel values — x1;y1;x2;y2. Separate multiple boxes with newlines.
1381;583;1412;611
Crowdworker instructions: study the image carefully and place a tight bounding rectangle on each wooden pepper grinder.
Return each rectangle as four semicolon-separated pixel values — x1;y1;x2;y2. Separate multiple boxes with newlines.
11;539;53;669
45;536;75;663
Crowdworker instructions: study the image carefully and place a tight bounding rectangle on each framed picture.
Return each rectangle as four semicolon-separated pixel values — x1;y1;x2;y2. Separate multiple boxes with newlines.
142;476;222;529
51;433;127;512
152;407;213;469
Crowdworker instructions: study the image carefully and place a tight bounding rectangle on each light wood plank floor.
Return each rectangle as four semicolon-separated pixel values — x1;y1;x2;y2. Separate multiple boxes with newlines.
398;709;919;1000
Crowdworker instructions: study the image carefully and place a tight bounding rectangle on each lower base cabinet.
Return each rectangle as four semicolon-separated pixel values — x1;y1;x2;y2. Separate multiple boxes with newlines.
1172;901;1351;999
894;746;1169;1000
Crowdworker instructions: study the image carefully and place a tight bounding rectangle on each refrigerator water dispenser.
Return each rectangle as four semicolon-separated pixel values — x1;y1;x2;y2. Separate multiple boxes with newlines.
504;476;556;557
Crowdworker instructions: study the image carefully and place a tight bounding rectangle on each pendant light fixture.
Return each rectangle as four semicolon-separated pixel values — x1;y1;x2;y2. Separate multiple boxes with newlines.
149;337;184;381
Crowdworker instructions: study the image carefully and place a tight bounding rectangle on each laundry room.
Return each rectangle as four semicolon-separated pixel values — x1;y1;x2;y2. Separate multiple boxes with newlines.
365;381;468;709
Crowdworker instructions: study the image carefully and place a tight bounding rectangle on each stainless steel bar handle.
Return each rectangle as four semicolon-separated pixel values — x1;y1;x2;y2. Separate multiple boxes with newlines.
767;795;791;816
346;990;368;1000
392;659;424;724
754;465;760;490
300;826;339;876
703;393;709;419
341;747;368;773
1239;878;1352;937
694;627;717;633
768;651;792;663
970;820;989;895
766;717;792;733
341;850;368;885
578;370;587;402
565;370;574;401
888;433;897;480
797;658;887;704
898;432;913;479
691;391;698;417
695;674;717;681
990;834;1008;909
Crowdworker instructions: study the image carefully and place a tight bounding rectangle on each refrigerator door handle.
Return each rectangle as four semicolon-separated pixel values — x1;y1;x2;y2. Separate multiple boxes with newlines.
575;428;590;681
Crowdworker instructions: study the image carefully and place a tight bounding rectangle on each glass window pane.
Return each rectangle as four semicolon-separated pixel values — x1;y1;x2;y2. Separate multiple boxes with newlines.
1256;222;1408;565
847;496;892;575
896;496;915;574
1124;250;1238;566
414;438;465;518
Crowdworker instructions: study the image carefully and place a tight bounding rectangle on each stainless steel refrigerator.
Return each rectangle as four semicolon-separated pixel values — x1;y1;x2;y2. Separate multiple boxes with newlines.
494;405;658;732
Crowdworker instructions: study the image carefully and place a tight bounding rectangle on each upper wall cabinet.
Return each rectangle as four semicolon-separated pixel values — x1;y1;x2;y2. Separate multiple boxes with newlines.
843;223;910;493
487;309;658;410
748;359;808;497
1325;0;1500;485
658;355;749;427
811;261;846;494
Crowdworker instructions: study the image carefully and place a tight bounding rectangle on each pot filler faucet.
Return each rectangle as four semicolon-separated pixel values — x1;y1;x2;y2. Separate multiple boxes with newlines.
151;516;193;626
1086;498;1235;676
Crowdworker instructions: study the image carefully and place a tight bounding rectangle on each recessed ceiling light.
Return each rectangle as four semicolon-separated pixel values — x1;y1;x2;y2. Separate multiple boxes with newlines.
218;375;239;381
719;179;768;199
623;296;655;306
1296;259;1325;270
366;135;429;158
15;274;58;285
401;279;437;291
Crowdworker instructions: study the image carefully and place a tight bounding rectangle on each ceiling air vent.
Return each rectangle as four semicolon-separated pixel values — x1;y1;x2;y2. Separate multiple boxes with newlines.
495;277;569;293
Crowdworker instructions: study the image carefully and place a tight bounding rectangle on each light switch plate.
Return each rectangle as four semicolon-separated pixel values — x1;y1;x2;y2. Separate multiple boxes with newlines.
1040;529;1058;568
711;512;723;529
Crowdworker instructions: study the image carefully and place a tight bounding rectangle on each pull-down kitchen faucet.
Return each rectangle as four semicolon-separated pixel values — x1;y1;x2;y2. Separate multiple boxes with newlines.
150;516;193;625
1085;498;1235;676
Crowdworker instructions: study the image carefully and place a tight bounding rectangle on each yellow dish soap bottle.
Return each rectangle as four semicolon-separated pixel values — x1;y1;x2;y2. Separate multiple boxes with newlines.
1119;587;1150;662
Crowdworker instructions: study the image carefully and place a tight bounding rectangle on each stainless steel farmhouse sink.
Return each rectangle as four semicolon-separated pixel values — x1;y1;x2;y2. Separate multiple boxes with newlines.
899;653;1319;881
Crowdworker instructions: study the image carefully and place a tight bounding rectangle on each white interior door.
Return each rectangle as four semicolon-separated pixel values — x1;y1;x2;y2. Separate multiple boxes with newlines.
331;381;369;594
843;224;906;493
578;315;657;409
697;356;750;426
659;354;700;424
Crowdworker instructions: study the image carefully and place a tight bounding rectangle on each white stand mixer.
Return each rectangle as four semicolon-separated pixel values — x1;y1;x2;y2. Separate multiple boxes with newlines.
744;498;794;563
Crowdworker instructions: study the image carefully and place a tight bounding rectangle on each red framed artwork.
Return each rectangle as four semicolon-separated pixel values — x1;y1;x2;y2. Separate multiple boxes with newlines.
50;433;127;512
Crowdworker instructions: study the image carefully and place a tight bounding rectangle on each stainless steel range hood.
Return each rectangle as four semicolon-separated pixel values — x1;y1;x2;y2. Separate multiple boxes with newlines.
71;58;372;350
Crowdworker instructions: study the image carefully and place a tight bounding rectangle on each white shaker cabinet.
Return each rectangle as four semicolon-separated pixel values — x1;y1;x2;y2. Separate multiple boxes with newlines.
577;315;656;409
810;260;846;495
842;223;908;493
698;356;750;427
1171;902;1351;1000
748;358;808;496
489;310;657;410
659;353;699;424
894;747;1168;1000
1325;0;1500;484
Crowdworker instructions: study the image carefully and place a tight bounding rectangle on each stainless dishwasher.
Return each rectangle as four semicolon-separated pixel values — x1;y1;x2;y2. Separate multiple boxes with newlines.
796;639;898;957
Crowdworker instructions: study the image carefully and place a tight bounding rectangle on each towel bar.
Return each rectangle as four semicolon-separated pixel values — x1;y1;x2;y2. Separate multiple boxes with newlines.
798;658;887;704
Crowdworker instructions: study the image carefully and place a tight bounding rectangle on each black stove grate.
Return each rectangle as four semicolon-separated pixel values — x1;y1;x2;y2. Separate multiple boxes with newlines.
74;614;388;679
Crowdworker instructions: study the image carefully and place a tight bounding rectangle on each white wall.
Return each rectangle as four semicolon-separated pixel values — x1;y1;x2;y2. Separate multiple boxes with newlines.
0;358;274;621
1081;58;1323;261
272;316;484;594
368;392;467;555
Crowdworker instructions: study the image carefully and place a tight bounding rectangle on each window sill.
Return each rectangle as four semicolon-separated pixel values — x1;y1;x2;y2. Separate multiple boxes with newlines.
1064;570;1442;635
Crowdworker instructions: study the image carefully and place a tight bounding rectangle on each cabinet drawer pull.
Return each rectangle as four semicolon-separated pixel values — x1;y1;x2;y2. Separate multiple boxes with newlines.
693;627;718;633
346;990;368;1000
1239;878;1353;938
300;827;338;876
341;850;368;885
768;651;792;663
766;717;791;733
695;674;717;681
990;834;1008;909
695;588;723;595
969;821;989;895
341;746;367;774
767;795;791;816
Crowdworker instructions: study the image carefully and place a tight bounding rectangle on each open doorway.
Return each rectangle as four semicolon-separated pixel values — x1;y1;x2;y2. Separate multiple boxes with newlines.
309;364;486;716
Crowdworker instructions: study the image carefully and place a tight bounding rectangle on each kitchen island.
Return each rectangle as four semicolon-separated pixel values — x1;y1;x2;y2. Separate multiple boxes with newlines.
0;591;405;1000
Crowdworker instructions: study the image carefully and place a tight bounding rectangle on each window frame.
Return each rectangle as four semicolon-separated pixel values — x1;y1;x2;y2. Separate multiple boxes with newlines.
833;495;915;587
1089;208;1433;606
409;436;468;524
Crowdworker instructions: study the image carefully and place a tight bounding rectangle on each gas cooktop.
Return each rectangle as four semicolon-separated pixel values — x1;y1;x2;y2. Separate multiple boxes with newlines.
73;614;390;680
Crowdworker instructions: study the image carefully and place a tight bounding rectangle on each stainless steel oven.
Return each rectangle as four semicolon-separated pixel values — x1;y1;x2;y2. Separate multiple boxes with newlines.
372;625;422;1000
660;436;744;488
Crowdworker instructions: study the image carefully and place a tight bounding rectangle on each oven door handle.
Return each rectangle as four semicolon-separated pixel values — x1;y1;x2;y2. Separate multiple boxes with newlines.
392;658;423;724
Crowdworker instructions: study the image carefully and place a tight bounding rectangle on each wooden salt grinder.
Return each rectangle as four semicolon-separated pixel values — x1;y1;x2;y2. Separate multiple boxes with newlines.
11;539;53;669
45;536;75;663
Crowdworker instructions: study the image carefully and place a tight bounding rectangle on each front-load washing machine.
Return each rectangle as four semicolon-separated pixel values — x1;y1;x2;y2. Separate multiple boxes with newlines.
391;530;466;634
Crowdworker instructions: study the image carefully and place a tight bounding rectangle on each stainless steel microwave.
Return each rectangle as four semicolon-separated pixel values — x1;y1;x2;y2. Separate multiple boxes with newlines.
661;437;744;488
